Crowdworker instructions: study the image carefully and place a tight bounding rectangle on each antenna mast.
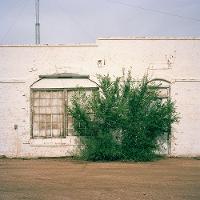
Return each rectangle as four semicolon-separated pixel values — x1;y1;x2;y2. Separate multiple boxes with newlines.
35;0;40;44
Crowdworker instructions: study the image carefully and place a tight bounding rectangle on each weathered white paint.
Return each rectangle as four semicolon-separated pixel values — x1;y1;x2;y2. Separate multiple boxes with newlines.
0;37;200;157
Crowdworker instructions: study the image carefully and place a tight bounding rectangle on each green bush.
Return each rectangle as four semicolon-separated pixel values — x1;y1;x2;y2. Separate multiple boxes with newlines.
68;73;179;161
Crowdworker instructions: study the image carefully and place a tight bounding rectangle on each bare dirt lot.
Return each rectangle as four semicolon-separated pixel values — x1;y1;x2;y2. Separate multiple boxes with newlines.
0;158;199;200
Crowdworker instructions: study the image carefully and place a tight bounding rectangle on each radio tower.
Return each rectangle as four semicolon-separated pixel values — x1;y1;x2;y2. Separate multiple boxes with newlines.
35;0;40;44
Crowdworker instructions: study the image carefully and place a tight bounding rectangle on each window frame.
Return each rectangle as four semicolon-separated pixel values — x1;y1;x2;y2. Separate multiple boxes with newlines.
30;87;95;139
148;78;172;154
148;78;171;100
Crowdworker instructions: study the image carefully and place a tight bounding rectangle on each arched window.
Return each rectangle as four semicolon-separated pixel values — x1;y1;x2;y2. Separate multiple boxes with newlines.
148;78;171;100
30;73;98;138
148;78;171;154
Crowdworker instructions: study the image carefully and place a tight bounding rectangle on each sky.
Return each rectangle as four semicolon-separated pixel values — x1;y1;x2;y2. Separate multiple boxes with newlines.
0;0;200;44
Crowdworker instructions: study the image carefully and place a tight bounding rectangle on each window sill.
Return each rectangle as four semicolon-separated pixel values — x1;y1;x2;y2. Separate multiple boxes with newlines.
29;136;81;147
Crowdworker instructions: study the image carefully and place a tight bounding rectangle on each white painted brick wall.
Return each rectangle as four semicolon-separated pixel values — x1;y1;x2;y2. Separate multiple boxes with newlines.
0;37;200;157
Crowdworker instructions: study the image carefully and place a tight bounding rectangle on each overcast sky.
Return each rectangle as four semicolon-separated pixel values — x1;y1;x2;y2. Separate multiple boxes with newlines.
0;0;200;44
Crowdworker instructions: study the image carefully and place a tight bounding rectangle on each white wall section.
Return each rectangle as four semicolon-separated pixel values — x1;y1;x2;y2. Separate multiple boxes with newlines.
0;37;200;157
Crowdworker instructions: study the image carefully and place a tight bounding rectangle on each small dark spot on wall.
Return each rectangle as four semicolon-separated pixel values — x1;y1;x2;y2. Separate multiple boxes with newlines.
14;124;18;130
97;59;106;67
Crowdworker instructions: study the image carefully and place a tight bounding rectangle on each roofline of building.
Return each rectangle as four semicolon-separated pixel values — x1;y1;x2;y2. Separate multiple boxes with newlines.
97;36;200;40
0;44;98;47
1;36;200;47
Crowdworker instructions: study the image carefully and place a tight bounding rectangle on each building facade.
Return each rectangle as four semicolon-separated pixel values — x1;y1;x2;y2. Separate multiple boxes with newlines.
0;37;200;157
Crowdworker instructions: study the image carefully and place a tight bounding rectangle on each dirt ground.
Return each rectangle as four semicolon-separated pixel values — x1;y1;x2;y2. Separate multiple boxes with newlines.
0;158;200;200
